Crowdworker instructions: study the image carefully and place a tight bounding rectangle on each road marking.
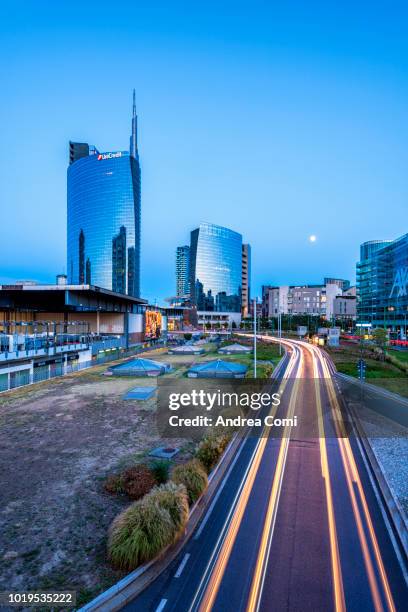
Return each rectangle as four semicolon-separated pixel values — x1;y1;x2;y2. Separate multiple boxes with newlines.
174;553;190;578
194;431;248;540
246;348;301;612
192;345;300;612
319;348;396;612
155;599;168;612
307;343;346;612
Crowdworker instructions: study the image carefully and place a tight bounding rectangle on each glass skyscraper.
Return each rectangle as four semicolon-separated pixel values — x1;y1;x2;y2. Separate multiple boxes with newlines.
357;234;408;334
67;92;141;297
189;223;242;313
176;245;190;297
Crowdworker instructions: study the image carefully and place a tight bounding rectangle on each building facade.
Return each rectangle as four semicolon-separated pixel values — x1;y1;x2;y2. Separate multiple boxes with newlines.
262;281;344;320
241;243;251;317
189;223;242;321
333;286;357;321
176;245;190;297
67;92;141;297
357;234;408;335
324;277;351;291
0;283;149;392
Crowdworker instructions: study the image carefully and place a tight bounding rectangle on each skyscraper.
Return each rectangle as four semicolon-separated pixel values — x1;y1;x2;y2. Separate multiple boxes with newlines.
189;223;242;315
176;245;190;297
67;91;141;296
241;243;251;317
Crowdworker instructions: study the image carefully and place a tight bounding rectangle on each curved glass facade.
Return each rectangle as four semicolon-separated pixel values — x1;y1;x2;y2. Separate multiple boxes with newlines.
190;223;242;312
357;233;408;333
67;151;141;297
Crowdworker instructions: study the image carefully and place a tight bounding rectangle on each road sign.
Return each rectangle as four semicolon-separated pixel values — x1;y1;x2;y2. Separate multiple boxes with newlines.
357;358;366;380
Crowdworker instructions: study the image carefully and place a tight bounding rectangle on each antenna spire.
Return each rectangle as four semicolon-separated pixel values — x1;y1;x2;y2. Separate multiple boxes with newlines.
130;89;138;159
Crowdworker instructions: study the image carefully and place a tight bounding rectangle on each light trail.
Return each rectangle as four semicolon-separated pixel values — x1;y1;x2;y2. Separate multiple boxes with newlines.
311;344;396;612
246;340;302;612
196;343;301;612
304;342;346;612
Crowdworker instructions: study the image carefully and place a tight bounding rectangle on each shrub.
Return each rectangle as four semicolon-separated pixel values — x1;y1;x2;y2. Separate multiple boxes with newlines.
104;473;125;495
122;465;157;500
149;459;170;484
196;434;231;473
171;460;208;505
108;499;174;570
148;482;189;536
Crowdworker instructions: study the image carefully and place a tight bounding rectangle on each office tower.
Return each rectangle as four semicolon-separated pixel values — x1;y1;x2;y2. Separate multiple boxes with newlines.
357;235;407;332
189;223;242;314
67;91;141;296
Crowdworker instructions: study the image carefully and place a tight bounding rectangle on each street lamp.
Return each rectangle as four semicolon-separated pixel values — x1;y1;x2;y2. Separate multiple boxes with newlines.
253;298;257;379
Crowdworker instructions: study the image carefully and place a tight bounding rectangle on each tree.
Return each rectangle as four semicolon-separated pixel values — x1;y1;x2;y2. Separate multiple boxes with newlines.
372;327;388;359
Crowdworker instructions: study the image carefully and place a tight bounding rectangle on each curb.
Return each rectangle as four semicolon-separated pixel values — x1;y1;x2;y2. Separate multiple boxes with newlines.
79;433;244;612
346;399;408;562
79;348;288;612
326;363;408;564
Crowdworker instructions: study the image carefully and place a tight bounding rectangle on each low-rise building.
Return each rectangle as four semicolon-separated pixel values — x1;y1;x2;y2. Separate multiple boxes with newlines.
0;282;151;391
333;286;357;321
262;281;345;320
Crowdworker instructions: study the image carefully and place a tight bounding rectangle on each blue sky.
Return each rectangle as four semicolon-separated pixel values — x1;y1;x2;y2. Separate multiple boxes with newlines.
1;1;407;303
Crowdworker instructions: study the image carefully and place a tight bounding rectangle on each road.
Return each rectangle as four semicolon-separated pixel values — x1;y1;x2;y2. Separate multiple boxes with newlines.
123;338;407;612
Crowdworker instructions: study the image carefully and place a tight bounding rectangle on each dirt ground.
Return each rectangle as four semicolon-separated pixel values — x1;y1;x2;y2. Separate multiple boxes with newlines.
0;349;204;606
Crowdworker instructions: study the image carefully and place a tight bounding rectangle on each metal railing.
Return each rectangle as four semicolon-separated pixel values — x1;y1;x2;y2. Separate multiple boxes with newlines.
0;339;166;394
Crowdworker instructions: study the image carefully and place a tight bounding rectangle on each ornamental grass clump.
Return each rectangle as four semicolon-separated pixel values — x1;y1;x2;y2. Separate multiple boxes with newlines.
108;482;190;570
148;482;189;537
171;460;208;505
122;464;157;500
149;459;170;484
195;433;231;474
108;499;174;571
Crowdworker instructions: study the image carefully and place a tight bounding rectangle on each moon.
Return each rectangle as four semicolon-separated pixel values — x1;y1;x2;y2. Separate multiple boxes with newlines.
309;235;317;243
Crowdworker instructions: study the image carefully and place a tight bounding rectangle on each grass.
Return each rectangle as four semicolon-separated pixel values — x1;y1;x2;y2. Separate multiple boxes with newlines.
108;498;175;570
171;460;208;505
386;349;408;366
195;433;231;474
327;343;408;398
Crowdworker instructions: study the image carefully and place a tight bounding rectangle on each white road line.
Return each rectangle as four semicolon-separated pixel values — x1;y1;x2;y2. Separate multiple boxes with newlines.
193;431;248;540
155;599;168;612
174;553;190;578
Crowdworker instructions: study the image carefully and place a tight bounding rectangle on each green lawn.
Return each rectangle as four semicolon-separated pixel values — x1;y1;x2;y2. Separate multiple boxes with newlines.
387;349;408;363
327;344;408;398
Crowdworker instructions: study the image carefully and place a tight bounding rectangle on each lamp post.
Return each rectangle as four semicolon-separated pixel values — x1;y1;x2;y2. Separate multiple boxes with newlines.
253;298;257;379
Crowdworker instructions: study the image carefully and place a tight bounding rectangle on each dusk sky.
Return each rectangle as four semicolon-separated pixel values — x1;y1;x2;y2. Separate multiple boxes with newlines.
1;1;407;304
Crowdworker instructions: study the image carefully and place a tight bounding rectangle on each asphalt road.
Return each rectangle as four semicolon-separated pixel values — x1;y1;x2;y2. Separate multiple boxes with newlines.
123;338;408;612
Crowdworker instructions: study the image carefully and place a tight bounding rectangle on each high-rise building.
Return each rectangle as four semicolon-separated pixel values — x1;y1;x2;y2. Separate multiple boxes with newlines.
189;223;242;322
176;245;190;297
357;234;408;335
241;243;251;317
67;91;141;296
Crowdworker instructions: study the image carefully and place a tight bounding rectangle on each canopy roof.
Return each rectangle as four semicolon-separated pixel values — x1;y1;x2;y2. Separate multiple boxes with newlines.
218;343;252;353
188;359;247;378
109;358;170;376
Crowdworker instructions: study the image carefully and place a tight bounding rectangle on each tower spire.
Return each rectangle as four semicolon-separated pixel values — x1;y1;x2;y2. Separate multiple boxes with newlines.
130;88;138;159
